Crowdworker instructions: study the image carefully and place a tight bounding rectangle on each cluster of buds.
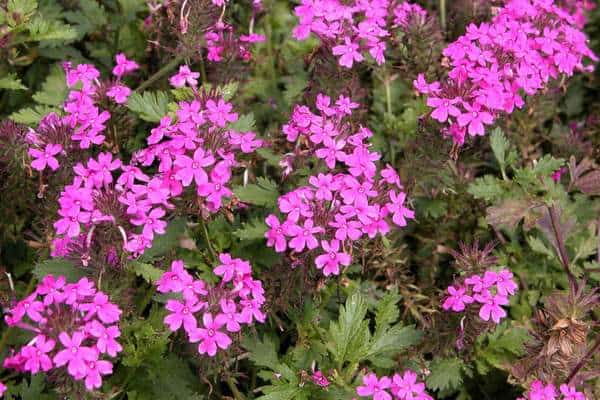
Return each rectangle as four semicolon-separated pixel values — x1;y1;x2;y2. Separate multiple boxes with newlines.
442;268;518;324
356;371;433;400
265;93;414;276
414;0;597;144
3;276;122;391
292;0;430;68
156;255;265;357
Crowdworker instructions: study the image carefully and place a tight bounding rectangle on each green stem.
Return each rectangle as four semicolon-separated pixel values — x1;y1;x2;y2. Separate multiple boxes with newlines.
198;53;208;84
440;0;447;32
199;219;218;262
225;377;246;400
135;55;185;92
384;74;392;115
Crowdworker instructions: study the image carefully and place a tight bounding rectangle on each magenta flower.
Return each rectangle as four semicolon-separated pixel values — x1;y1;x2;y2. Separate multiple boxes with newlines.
174;147;215;186
457;104;494;136
496;269;518;296
559;384;586;400
21;335;55;373
386;190;415;227
218;299;244;332
106;84;131;104
390;370;432;400
442;285;474;312
356;373;392;400
265;214;287;252
157;260;193;293
316;137;346;168
169;65;200;88
427;97;462;123
164;299;203;333
330;214;362;241
475;293;509;324
287;219;323;252
88;321;122;357
83;359;113;391
527;380;558;400
53;332;97;378
79;292;122;324
189;313;232;356
112;53;138;77
206;98;238;127
87;152;121;187
29;143;62;171
332;37;364;68
311;371;330;388
315;240;351;276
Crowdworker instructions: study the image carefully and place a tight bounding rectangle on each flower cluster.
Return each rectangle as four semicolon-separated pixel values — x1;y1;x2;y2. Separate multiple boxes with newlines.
265;94;414;276
156;255;265;357
26;54;138;172
356;371;433;400
3;276;122;391
415;0;597;144
48;63;262;258
442;268;517;324
292;0;428;68
518;380;586;400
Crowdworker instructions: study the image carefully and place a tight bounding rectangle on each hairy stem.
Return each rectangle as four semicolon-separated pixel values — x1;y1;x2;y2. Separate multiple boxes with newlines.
566;336;600;384
548;204;577;291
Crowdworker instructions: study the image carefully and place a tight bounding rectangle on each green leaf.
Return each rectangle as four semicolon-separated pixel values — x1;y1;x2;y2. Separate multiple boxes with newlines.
28;17;78;44
127;261;164;283
140;218;187;260
32;258;86;282
64;0;108;37
533;155;564;177
127;91;170;122
243;334;279;368
233;177;279;207
256;385;304;400
7;0;37;17
328;292;370;365
32;64;67;105
219;81;239;101
468;175;506;202
375;289;401;329
229;113;255;132
490;128;509;175
426;357;464;392
0;73;27;91
9;105;58;125
233;218;268;241
363;325;422;361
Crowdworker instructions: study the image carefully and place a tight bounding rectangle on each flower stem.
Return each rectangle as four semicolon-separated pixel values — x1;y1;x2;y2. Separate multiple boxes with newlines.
135;55;185;92
225;377;246;400
199;218;218;262
566;336;600;384
440;0;447;32
548;204;578;291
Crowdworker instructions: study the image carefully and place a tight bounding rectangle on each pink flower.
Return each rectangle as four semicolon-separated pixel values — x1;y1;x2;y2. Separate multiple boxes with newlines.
174;147;215;186
87;152;121;187
79;292;122;324
53;332;97;378
287;219;323;252
21;335;55;373
311;371;330;388
457;103;494;136
189;313;232;356
527;380;558;400
496;269;518;296
83;359;113;390
157;260;192;293
218;299;244;332
112;53;139;77
88;321;122;357
475;293;509;324
332;37;364;68
169;65;200;88
265;214;287;252
164;299;202;333
559;384;586;400
442;285;474;312
206;99;238;127
427;97;462;123
106;84;131;104
386;190;415;227
390;370;432;400
0;381;5;397
29;143;62;171
316;137;346;168
315;240;351;276
356;373;392;400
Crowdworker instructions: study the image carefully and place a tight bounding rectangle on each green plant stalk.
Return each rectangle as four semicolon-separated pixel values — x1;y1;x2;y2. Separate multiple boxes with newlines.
135;55;185;92
225;377;246;400
199;218;218;262
440;0;447;32
548;204;577;291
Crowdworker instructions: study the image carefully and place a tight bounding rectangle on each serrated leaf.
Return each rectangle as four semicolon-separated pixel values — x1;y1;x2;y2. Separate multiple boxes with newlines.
328;292;370;365
363;325;422;361
28;17;78;44
64;0;108;37
127;260;164;283
0;73;27;91
219;81;239;101
243;334;279;368
233;177;279;207
533;155;564;177
256;385;304;400
233;218;268;241
127;91;170;122
375;289;401;329
9;105;58;125
426;357;464;392
486;199;533;230
527;236;555;259
32;258;86;282
468;175;505;202
229;113;255;132
32;64;67;105
490;128;509;170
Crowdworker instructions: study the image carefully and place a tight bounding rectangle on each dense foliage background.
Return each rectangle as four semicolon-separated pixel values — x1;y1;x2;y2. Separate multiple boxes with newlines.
0;0;599;399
